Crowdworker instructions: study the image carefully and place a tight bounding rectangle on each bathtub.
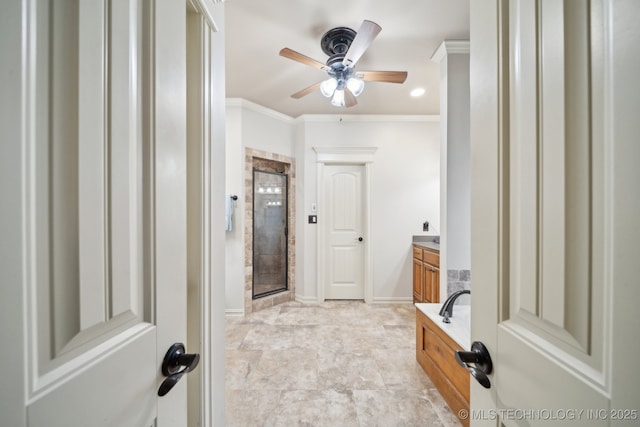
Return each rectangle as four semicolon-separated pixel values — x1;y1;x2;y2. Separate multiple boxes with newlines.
415;303;470;350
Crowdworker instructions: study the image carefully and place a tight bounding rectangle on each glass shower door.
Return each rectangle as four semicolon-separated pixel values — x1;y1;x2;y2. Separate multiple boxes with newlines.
253;169;288;298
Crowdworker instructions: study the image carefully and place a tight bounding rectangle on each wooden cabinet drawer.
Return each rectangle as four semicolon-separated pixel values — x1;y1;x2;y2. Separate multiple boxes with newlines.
412;246;423;260
422;249;439;267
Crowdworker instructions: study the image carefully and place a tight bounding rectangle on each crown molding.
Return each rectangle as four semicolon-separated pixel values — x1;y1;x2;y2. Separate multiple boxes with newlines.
297;114;440;123
226;99;440;124
226;98;294;123
431;40;470;63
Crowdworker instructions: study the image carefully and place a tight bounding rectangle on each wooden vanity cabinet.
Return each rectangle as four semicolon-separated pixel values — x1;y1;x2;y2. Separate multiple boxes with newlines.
412;245;440;303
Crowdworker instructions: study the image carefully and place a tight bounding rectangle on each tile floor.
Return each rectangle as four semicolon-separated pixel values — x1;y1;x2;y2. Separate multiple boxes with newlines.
225;300;462;426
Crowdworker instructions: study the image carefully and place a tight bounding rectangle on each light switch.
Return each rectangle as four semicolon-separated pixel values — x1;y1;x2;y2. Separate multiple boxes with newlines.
308;215;317;224
311;203;317;212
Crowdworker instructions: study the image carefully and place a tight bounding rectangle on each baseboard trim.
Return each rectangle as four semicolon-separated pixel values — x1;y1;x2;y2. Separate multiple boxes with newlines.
294;295;414;304
371;297;414;304
295;295;318;304
225;308;245;317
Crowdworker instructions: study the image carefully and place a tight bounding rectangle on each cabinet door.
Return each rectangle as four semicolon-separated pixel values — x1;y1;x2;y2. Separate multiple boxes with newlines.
413;258;424;302
423;263;433;303
431;266;440;303
423;263;440;303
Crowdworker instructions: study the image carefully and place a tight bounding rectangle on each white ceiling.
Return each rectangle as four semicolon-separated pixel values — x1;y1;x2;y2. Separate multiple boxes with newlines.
225;0;470;118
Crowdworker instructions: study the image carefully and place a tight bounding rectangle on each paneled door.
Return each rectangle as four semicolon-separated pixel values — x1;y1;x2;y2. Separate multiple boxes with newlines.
0;0;189;425
471;0;640;426
323;164;365;300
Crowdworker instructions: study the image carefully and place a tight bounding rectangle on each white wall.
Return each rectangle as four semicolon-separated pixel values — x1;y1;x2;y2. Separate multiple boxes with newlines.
224;103;244;313
225;102;440;309
297;116;440;302
432;41;471;291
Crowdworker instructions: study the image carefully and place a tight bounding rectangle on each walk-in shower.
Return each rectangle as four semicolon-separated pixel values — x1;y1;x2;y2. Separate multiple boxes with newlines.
252;169;288;298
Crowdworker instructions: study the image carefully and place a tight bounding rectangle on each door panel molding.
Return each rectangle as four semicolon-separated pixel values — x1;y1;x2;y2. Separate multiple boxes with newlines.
21;0;152;395
507;0;605;373
471;0;640;422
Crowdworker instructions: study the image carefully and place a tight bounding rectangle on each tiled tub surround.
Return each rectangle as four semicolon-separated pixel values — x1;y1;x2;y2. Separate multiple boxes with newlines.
244;149;296;314
225;300;462;426
447;270;471;305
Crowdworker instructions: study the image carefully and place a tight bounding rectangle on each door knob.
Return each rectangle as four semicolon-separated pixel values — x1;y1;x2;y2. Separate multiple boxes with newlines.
158;343;200;396
455;341;493;389
357;237;363;242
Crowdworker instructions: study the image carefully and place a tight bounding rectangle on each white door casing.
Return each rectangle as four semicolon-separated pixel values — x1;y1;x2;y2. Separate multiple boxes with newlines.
185;2;227;425
471;1;640;426
0;0;189;425
315;147;376;303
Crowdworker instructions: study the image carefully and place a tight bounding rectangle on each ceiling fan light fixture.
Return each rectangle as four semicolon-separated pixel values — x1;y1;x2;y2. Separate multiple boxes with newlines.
280;20;407;108
331;89;345;107
320;78;338;97
346;77;365;97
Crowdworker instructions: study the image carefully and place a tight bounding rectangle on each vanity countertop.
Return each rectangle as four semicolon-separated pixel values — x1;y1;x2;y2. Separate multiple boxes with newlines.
412;236;440;252
415;303;470;351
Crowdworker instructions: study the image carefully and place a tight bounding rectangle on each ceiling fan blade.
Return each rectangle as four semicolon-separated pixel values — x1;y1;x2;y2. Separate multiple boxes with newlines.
342;20;382;68
357;71;408;84
344;87;358;108
291;81;323;99
280;48;330;71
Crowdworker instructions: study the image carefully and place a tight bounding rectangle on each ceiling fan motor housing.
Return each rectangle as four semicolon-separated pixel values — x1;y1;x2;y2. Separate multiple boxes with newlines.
320;27;356;56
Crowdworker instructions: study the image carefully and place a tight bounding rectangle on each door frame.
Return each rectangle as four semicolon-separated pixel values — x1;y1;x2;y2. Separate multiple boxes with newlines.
314;147;376;303
185;1;226;426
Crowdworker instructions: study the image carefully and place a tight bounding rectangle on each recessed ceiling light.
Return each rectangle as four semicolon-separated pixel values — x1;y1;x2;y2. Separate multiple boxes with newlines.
410;88;426;97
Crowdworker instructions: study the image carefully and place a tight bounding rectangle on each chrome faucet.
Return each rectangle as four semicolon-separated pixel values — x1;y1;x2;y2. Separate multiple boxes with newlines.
439;289;470;323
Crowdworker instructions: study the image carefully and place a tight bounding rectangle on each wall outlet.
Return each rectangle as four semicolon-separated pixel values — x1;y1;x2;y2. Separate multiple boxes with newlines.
423;221;429;231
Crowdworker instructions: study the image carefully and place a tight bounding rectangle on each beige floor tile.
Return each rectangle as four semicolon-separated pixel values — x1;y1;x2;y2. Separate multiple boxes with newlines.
226;349;262;390
373;349;435;390
274;389;360;427
353;389;445;427
240;324;295;350
225;389;281;427
317;349;386;390
247;348;318;390
225;301;461;426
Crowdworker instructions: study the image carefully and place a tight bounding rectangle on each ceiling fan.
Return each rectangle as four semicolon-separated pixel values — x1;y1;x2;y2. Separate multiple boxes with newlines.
279;20;408;108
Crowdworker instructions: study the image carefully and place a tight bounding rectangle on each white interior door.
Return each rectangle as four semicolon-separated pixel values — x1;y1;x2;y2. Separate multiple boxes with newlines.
323;164;365;300
0;1;189;425
471;1;640;426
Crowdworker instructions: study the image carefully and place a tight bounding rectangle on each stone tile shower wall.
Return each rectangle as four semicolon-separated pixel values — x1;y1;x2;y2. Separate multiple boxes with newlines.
447;270;471;305
244;148;296;314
